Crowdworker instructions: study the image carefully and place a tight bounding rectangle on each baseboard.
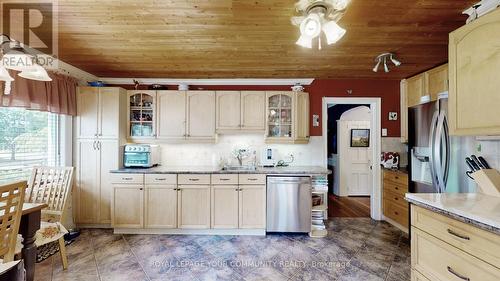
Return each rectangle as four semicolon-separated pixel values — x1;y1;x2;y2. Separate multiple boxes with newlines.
113;228;266;236
76;223;112;229
383;216;409;234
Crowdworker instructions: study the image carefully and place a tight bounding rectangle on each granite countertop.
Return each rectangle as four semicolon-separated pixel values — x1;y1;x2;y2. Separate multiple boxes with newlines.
111;165;332;175
405;193;500;235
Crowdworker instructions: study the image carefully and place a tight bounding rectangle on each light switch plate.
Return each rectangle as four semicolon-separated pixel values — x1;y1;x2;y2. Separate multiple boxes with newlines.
382;128;388;136
313;114;320;127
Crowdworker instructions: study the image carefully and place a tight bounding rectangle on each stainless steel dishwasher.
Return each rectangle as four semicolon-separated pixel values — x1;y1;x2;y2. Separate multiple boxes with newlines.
266;176;311;233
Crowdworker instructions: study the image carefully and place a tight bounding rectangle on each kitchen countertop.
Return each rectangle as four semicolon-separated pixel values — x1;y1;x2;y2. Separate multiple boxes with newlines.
111;165;332;175
381;166;408;174
405;193;500;235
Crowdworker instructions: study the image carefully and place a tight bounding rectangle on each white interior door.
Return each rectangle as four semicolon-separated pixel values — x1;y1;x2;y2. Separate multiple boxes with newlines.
339;120;372;196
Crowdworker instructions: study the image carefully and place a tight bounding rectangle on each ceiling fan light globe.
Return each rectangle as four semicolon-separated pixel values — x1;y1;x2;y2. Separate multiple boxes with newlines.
322;21;346;45
300;13;322;38
384;62;389;73
18;64;52;81
296;34;313;48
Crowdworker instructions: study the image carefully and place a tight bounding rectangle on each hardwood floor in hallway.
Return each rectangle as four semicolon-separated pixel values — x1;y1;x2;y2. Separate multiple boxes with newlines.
328;195;371;218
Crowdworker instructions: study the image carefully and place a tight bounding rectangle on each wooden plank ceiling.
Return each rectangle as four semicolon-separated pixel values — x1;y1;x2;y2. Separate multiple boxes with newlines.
57;0;476;79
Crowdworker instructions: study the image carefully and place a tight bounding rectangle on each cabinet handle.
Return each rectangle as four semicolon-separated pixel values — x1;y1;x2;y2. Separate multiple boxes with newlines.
189;178;199;181
247;178;258;181
235;188;239;191
220;178;230;181
122;177;133;180
395;176;399;179
139;188;143;191
97;141;101;150
98;133;102;136
155;178;166;181
447;266;470;281
92;141;96;150
447;229;470;241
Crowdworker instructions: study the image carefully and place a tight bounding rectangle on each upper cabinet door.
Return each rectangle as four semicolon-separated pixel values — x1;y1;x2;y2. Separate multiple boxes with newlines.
266;91;294;141
241;91;266;131
406;74;425;107
186;91;216;139
98;88;121;139
294;92;310;142
157;91;186;139
128;90;156;139
449;9;500;136
77;87;99;139
425;64;448;102
216;91;241;132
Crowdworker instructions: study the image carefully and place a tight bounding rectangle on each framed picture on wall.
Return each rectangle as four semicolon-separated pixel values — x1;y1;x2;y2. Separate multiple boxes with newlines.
350;129;370;147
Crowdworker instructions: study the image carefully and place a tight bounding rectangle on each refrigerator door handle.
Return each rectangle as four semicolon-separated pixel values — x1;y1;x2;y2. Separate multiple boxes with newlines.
429;111;439;192
434;111;450;193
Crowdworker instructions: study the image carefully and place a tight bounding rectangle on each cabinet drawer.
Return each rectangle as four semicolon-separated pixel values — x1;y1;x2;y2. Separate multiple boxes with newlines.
383;189;407;208
178;174;211;185
238;174;266;185
412;227;500;281
383;180;407;196
111;173;144;184
145;174;177;185
384;199;408;228
211;174;238;185
411;205;500;267
383;170;408;186
411;269;431;281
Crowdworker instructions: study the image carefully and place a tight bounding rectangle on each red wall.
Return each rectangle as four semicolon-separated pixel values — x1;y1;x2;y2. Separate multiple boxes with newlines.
121;79;401;137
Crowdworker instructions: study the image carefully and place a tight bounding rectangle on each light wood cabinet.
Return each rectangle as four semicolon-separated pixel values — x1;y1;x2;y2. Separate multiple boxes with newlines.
77;87;126;139
383;170;409;230
211;185;239;229
177;185;211;229
425;64;448;102
294;91;310;143
266;91;309;144
241;91;266;131
449;8;500;136
216;91;241;131
400;80;408;143
410;204;500;281
157;91;186;140
128;90;157;139
406;74;426;108
186;91;216;140
216;91;266;133
75;140;99;224
145;185;178;228
112;184;144;228
75;87;126;226
239;185;266;229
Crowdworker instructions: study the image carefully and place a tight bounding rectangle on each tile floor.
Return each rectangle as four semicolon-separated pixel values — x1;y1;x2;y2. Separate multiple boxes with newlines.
34;218;410;281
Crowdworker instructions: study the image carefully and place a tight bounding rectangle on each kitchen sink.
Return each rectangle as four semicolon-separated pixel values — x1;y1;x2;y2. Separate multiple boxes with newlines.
221;165;257;171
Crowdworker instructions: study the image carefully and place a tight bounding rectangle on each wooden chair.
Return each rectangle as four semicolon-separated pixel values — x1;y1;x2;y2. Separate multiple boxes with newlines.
26;166;74;270
0;181;26;279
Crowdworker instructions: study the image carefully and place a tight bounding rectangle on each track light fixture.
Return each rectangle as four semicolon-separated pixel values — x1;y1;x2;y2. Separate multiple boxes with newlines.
373;53;402;73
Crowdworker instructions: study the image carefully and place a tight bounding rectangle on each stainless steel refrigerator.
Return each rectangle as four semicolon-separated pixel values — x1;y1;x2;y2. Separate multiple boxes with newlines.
408;93;477;194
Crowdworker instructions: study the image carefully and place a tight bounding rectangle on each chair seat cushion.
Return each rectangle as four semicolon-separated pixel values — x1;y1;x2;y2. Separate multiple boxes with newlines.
35;221;68;247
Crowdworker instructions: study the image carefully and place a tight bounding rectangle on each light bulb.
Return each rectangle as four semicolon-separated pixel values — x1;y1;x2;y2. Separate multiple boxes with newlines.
390;55;401;66
300;13;322;38
384;57;389;73
322;21;346;45
296;34;313;48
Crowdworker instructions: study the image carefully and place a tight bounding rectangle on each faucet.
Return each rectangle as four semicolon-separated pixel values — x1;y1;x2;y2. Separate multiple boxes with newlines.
233;148;250;166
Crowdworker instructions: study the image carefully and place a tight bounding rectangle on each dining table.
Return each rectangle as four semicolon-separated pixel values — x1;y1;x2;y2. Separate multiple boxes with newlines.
19;203;47;281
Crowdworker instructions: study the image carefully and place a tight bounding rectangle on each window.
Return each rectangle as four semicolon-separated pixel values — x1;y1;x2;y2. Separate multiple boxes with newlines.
0;107;62;184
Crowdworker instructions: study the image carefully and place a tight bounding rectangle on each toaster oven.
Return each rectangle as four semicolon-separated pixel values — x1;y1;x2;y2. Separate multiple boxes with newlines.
123;144;160;168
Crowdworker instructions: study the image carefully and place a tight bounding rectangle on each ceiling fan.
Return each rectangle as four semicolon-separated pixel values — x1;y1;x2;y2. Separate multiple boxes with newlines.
291;0;350;49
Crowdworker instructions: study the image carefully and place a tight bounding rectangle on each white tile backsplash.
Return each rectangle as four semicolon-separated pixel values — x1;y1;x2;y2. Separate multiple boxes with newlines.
158;134;325;167
475;140;500;170
381;137;408;167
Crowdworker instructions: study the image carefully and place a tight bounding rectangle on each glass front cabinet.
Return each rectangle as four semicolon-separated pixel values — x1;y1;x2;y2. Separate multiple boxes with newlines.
265;91;309;144
128;90;157;139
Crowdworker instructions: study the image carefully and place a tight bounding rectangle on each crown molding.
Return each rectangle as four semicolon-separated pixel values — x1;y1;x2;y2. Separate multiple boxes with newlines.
99;78;315;86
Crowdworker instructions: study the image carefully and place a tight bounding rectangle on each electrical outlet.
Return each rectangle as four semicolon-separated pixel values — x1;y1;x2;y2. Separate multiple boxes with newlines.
382;128;388;137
